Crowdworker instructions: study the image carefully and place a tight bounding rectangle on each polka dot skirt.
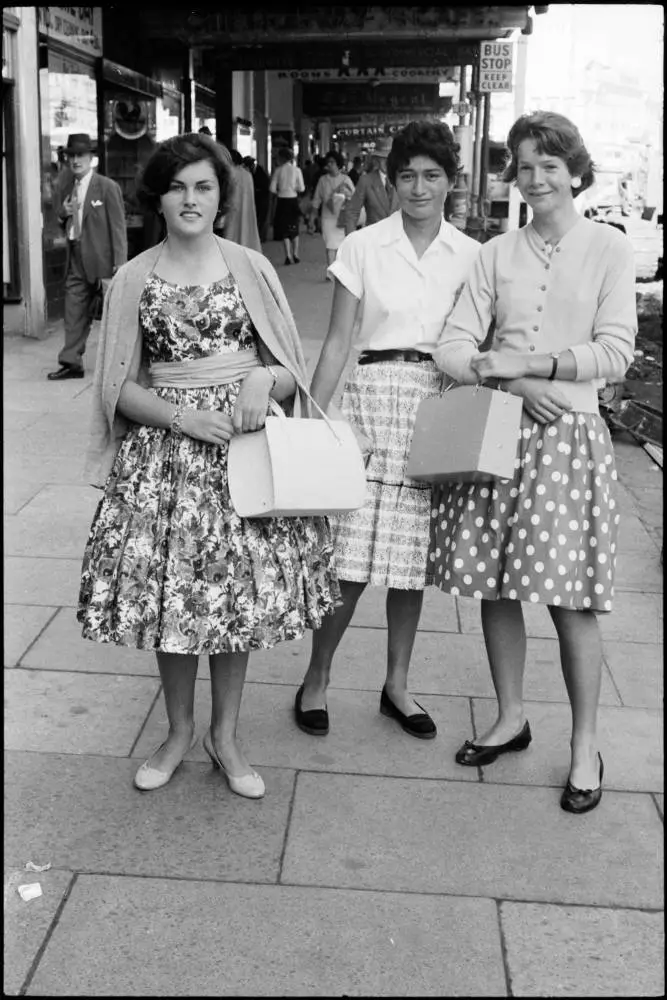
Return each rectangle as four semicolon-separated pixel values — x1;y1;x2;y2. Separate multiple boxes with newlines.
429;411;620;612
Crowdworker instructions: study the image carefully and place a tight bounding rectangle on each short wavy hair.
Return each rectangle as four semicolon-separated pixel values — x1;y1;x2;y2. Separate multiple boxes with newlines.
324;150;345;170
136;132;235;221
386;120;461;184
503;111;595;195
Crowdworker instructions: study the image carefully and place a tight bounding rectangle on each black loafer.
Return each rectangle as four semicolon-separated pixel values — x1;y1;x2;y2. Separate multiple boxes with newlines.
379;686;436;740
47;365;84;381
455;720;532;766
294;684;329;736
560;753;604;814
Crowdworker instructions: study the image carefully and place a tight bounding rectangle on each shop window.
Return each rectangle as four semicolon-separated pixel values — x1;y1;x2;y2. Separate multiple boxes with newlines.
156;89;182;142
40;48;98;254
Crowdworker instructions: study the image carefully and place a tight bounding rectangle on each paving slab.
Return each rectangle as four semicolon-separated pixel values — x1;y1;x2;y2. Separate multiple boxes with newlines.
247;629;621;704
24;876;507;998
22;608;157;675
4;605;58;667
134;680;478;782
457;591;663;644
3;380;91;414
500;901;664;998
352;584;459;631
282;773;664;908
471;700;663;792
4;479;50;516
603;640;664;708
612;546;664;591
654;793;664;820
4;669;159;756
4;486;98;559
4;752;294;883
5;557;82;607
3;866;75;997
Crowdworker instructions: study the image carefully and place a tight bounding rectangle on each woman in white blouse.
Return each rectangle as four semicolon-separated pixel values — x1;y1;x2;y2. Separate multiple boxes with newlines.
269;147;305;266
310;150;355;276
293;121;480;740
431;112;637;813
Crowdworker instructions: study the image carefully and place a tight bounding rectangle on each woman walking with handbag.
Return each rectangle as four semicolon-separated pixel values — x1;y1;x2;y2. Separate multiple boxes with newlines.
269;147;305;265
294;121;480;739
310;151;356;277
430;112;637;812
78;133;339;798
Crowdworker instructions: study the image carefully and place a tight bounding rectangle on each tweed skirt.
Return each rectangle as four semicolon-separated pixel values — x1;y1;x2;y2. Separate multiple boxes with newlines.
329;358;446;589
429;410;620;611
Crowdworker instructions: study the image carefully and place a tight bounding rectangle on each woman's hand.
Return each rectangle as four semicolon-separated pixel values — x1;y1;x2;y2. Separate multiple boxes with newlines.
471;350;528;381
180;409;235;444
232;368;274;434
507;378;573;424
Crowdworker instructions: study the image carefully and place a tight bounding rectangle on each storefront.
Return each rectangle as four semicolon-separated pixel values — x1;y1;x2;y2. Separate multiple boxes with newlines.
100;59;183;259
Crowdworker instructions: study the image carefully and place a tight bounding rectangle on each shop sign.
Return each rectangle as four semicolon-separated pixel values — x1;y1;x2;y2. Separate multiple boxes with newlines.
217;42;479;72
478;40;513;93
303;82;443;117
336;123;409;140
38;7;102;57
277;66;458;84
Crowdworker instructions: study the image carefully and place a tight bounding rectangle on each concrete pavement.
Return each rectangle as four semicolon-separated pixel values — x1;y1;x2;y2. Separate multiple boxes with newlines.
4;233;664;996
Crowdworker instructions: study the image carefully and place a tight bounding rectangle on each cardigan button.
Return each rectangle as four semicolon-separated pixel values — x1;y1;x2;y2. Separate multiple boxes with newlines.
529;345;536;351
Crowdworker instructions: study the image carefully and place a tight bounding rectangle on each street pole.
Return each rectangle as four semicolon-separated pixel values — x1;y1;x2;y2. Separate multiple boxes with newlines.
508;33;528;229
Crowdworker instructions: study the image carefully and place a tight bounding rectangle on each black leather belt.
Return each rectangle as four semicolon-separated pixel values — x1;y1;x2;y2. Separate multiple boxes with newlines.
358;349;432;365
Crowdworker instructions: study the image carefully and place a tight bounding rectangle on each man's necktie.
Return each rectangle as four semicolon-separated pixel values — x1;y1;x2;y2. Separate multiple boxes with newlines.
71;181;81;240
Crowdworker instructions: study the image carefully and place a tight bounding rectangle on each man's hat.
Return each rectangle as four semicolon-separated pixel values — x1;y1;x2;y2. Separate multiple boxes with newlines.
65;133;95;154
372;137;394;159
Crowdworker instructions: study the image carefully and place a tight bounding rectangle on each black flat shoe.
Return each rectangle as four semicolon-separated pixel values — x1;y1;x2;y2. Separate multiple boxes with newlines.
379;687;436;740
294;684;329;736
284;257;292;265
455;720;532;766
293;255;300;263
560;753;604;814
47;365;84;381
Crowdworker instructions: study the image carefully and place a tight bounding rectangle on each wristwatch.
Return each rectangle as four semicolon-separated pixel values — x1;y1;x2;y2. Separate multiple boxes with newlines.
548;353;559;380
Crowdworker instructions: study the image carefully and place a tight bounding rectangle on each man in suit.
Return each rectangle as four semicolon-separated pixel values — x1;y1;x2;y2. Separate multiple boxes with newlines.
48;133;127;380
339;137;400;235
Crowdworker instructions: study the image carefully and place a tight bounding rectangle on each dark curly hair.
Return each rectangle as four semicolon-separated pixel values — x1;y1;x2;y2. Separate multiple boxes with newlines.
503;111;595;196
324;150;345;170
136;132;235;222
386;120;461;185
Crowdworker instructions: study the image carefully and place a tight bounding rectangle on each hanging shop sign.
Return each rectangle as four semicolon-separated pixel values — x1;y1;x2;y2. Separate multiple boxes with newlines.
216;42;480;72
478;40;513;92
302;83;445;117
38;7;103;57
277;66;458;84
112;99;149;140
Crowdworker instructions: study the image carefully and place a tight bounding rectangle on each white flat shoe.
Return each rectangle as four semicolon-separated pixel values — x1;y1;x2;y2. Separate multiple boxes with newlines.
133;735;197;791
202;731;265;799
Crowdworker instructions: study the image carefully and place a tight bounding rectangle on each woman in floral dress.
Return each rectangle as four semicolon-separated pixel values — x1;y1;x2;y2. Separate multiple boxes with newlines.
78;133;340;798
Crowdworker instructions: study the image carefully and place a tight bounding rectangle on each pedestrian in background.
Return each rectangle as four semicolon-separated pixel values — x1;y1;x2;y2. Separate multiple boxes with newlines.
310;150;356;276
242;155;271;241
78;132;340;798
431;111;637;813
48;133;127;381
294;121;480;740
269;147;305;265
347;155;363;187
221;148;262;252
339;137;400;236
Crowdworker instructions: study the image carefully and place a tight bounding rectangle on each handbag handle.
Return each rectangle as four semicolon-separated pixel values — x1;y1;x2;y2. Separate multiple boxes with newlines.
267;394;346;445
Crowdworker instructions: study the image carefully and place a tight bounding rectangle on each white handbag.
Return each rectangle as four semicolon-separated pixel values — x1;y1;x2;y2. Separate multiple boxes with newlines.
227;395;367;518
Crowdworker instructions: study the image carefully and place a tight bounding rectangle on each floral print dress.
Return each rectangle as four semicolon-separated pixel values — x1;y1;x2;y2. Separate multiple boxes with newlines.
77;272;340;654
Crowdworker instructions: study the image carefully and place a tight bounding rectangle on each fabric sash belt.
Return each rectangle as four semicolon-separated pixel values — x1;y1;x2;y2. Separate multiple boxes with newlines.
149;349;262;388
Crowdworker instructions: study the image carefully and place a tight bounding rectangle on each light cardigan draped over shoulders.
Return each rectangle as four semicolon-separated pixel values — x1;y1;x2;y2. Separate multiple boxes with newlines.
85;236;310;488
432;217;637;412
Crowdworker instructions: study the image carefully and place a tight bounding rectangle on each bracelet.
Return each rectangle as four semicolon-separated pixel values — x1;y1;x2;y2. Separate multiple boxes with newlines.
170;402;189;438
548;353;559;381
264;364;278;394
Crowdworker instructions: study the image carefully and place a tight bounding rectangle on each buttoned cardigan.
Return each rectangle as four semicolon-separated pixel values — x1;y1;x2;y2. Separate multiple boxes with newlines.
85;236;311;488
432;217;637;413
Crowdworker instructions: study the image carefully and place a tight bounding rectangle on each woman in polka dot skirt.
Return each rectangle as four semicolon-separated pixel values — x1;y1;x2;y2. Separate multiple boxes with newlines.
430;112;637;814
